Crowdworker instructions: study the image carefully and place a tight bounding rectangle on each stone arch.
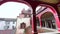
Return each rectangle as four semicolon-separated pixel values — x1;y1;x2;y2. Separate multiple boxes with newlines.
36;4;60;31
0;0;33;34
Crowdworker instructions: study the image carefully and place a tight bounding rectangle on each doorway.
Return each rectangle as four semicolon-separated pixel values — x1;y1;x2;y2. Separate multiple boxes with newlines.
41;12;56;29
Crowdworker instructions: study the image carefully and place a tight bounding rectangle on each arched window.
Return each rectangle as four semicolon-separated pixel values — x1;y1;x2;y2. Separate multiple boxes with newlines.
20;22;26;29
41;12;56;29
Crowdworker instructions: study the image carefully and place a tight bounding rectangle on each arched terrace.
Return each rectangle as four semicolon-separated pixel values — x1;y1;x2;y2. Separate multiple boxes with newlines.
36;4;60;33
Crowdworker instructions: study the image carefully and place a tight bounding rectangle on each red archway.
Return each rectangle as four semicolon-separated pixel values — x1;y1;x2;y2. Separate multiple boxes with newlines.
36;4;60;31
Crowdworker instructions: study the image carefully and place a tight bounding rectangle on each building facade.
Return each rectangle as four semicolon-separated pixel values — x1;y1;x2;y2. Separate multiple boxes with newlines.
0;18;16;30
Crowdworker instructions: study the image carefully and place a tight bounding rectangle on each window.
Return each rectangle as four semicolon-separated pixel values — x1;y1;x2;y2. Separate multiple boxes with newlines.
41;12;56;29
7;26;9;28
13;21;15;24
41;20;45;27
4;26;9;30
20;22;26;29
5;21;10;25
51;20;56;29
12;26;15;29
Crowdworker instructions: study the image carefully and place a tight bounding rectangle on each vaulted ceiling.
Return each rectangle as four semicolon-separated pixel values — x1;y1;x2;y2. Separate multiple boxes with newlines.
39;0;59;4
41;12;54;20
